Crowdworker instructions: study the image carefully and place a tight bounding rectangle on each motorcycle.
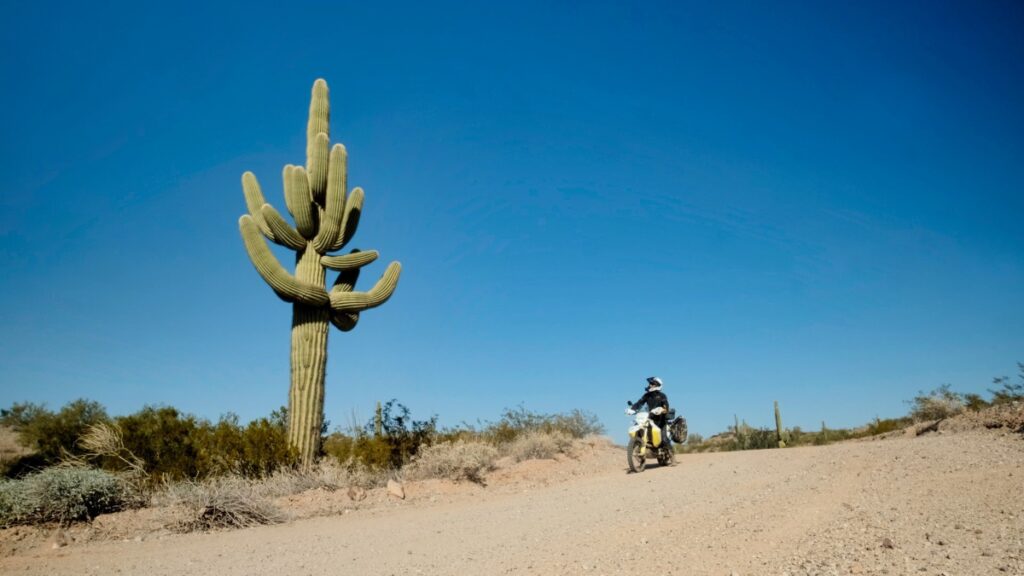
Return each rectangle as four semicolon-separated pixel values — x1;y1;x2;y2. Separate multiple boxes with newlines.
625;402;688;473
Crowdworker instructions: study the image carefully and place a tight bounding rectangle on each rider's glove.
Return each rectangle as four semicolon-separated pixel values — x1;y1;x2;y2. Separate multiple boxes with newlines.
625;408;636;416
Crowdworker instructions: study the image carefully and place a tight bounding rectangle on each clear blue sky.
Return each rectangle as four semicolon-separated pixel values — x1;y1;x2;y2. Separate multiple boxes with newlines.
2;1;1022;439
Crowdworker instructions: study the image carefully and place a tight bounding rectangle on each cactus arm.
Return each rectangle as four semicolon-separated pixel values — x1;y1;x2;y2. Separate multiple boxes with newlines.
330;311;359;331
283;165;317;239
329;268;360;331
242;172;275;240
260;204;306;250
308;132;329;206
330;186;364;251
306;79;330;203
321;249;378;271
239;215;329;306
312;143;347;253
329;261;401;312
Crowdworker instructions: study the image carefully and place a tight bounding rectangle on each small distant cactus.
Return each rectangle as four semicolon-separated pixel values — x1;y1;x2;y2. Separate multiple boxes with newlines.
774;401;786;448
238;79;401;467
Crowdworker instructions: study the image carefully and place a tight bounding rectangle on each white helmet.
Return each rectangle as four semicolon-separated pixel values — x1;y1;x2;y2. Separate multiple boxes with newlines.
646;376;663;391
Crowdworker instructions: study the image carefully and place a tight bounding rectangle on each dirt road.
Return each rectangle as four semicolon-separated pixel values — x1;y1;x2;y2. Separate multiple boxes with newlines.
2;429;1022;576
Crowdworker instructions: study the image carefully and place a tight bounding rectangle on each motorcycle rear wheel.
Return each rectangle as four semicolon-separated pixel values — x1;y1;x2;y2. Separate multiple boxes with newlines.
627;437;646;473
657;445;676;467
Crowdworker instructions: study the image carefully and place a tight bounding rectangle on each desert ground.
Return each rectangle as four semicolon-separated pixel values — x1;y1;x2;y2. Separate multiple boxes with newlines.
1;421;1022;576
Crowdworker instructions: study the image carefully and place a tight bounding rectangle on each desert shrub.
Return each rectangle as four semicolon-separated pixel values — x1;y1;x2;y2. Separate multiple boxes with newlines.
545;409;605;438
504;431;568;462
0;401;299;481
0;425;37;478
989;363;1024;405
0;400;109;467
72;422;148;491
251;462;346;497
354;435;395;469
322;432;355;464
787;426;804;445
0;403;49;430
908;385;964;422
866;417;910;435
325;401;438;471
202;412;297;478
111;406;297;481
963;393;990;412
115;406;208;480
484;406;604;444
0;465;130;526
165;477;287;532
730;427;777;450
405;440;498;484
370;400;438;467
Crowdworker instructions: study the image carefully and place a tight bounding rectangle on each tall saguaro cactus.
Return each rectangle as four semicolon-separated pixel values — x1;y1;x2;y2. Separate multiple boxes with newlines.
238;79;401;467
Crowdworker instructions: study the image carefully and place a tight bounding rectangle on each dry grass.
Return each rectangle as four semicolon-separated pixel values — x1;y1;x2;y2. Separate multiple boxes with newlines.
155;460;393;532
161;477;288;532
73;422;147;481
502;431;572;462
404;440;498;484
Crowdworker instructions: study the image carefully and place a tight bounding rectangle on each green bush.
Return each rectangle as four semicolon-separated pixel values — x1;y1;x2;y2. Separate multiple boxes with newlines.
0;400;109;467
1;400;299;481
324;400;438;470
108;406;296;481
0;466;130;526
202;411;297;478
730;427;777;451
115;406;208;479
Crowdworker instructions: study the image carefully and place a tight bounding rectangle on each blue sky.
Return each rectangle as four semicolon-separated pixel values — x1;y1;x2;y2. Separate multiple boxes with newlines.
2;1;1022;439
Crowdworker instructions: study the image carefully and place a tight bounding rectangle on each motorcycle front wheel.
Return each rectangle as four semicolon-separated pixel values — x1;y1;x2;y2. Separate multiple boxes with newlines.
627;436;646;473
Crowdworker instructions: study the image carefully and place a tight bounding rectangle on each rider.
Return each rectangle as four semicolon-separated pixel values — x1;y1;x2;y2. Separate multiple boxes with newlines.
628;376;672;449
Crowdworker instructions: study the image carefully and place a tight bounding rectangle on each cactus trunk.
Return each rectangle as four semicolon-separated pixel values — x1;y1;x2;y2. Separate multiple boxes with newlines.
288;247;330;464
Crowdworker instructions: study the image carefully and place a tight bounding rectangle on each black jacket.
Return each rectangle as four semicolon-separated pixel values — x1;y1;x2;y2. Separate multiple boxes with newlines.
631;390;669;414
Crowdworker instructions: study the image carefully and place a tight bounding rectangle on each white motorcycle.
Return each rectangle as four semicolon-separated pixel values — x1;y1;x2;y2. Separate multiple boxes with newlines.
625;402;687;473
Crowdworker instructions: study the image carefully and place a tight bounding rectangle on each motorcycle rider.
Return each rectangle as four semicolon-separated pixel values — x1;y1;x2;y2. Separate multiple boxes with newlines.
628;376;672;449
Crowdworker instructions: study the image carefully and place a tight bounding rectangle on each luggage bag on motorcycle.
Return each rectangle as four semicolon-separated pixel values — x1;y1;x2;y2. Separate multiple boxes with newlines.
669;416;688;444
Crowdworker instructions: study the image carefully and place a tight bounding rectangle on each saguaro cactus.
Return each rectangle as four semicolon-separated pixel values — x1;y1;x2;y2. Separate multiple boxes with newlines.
238;79;401;467
774;401;786;448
